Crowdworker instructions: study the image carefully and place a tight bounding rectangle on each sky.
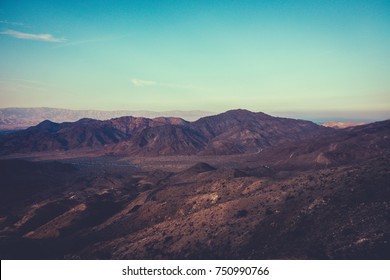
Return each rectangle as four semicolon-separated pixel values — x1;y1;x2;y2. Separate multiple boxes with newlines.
0;0;389;119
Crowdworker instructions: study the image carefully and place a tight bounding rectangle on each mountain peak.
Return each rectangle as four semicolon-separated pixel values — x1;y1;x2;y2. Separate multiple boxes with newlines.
218;109;272;120
36;119;57;126
76;118;97;123
225;108;252;114
152;117;188;126
35;120;59;130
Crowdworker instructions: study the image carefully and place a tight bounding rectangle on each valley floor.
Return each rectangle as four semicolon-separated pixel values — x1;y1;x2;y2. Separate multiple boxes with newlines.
0;153;389;259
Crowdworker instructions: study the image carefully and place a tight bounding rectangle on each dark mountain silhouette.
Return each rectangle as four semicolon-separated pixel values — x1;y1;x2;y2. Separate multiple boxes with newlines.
0;109;331;156
190;109;330;154
0;118;127;154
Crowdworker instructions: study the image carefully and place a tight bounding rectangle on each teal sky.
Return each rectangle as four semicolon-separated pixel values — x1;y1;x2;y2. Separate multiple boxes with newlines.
0;0;389;118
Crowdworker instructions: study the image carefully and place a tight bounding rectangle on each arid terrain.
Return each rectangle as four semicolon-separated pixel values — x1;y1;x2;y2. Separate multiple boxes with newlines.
0;107;212;130
0;109;389;259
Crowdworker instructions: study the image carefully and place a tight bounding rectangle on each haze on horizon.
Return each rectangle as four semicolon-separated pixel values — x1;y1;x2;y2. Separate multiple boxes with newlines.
0;0;389;120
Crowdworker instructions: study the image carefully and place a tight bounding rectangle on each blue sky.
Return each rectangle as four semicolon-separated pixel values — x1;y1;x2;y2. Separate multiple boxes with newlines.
0;0;389;119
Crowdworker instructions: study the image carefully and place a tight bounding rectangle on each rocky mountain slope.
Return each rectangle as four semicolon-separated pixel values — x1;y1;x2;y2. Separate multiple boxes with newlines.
0;155;388;259
0;109;330;156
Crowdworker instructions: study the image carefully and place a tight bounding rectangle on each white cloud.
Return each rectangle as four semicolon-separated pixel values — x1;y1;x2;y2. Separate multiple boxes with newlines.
52;34;131;49
131;79;157;87
0;78;52;93
0;29;65;42
0;20;24;26
131;78;208;92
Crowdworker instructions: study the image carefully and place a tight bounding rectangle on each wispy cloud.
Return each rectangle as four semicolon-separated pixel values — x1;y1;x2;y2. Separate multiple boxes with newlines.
52;34;131;49
0;20;24;26
131;79;157;87
131;78;203;91
53;38;106;48
0;29;65;42
161;82;202;90
0;78;51;92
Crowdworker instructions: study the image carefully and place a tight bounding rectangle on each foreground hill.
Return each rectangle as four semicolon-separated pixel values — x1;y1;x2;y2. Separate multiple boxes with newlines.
0;155;388;259
0;109;330;156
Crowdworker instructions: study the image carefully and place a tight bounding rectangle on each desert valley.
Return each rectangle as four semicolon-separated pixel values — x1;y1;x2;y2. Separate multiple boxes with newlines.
0;109;389;259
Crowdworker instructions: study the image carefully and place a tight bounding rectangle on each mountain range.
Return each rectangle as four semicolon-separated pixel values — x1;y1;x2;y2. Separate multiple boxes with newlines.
0;109;389;260
0;109;331;156
0;107;213;130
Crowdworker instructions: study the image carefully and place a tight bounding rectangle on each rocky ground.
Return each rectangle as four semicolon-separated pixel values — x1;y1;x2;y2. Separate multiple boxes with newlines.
0;154;389;259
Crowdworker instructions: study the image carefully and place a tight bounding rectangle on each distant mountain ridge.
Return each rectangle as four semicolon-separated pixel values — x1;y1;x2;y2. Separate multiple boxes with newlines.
321;121;366;129
0;109;332;156
0;107;213;130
